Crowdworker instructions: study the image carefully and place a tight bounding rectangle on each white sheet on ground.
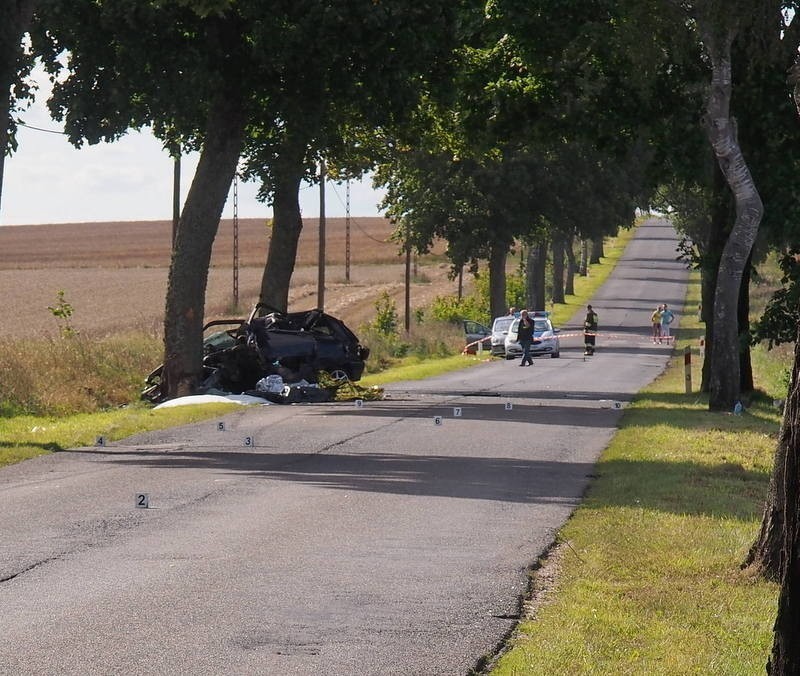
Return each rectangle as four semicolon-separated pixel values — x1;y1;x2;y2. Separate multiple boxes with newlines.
153;394;269;409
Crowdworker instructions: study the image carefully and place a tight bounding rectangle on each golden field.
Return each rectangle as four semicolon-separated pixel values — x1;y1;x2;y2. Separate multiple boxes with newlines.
0;216;455;338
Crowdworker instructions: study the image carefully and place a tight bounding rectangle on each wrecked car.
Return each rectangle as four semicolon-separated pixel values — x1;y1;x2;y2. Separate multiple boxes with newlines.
142;303;370;404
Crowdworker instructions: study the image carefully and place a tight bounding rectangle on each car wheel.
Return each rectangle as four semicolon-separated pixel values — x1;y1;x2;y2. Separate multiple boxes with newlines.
551;351;560;358
329;369;349;381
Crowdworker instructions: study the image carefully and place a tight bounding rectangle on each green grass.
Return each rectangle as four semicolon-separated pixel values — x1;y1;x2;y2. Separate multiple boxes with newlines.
487;267;783;675
0;402;246;468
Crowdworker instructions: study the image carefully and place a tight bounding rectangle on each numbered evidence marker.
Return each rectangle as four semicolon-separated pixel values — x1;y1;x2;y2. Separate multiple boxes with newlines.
434;415;443;426
95;436;106;447
217;421;226;432
243;435;255;447
354;399;364;409
504;402;513;411
613;401;622;409
453;407;462;417
135;493;150;509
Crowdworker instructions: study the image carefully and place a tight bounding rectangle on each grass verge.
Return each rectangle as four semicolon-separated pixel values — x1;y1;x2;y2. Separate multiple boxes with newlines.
487;269;782;675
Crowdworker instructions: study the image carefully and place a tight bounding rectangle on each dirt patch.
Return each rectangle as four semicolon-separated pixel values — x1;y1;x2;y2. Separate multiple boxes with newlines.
0;217;460;338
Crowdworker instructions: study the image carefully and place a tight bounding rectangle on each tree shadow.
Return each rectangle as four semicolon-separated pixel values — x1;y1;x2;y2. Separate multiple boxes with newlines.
76;446;768;519
589;458;768;520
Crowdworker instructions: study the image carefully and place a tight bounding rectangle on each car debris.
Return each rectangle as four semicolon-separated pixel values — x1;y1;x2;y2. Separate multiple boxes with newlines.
142;303;373;404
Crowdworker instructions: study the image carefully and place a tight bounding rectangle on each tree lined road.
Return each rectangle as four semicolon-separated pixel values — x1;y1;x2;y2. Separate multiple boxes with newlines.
0;219;688;674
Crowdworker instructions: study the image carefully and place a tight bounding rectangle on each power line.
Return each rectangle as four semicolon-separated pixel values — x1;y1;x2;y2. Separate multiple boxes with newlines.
328;181;391;243
17;120;67;135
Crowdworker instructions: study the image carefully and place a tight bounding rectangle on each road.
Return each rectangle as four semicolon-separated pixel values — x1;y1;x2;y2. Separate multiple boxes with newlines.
0;218;688;675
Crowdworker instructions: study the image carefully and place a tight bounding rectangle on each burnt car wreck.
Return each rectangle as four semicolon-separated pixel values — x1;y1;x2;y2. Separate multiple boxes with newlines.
143;304;370;404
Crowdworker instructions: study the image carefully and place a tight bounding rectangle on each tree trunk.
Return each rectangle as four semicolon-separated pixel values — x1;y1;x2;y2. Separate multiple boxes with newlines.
259;152;305;312
768;331;800;672
702;25;763;412
526;242;547;311
590;237;604;264
161;88;246;399
743;434;787;581
565;234;576;295
738;256;754;392
488;242;507;321
0;0;36;216
551;237;565;304
579;239;588;276
700;166;729;393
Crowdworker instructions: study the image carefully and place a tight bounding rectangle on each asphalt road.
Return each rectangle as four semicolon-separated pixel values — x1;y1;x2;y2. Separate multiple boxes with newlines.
0;218;688;675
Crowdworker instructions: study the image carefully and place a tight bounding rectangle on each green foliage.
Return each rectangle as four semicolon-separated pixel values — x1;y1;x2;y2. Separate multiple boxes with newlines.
371;291;400;336
751;250;800;348
47;290;77;338
429;292;488;325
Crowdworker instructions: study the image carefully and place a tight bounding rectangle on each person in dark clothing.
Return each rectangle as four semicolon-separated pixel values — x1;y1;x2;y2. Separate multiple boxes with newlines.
584;304;598;355
517;310;535;366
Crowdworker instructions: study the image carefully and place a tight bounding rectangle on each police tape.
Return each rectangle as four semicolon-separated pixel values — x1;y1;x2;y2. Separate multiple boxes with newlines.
462;332;674;354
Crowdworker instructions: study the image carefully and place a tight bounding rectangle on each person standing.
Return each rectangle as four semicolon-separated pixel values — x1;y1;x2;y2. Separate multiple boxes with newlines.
584;304;599;356
517;310;535;366
660;303;675;342
651;305;663;343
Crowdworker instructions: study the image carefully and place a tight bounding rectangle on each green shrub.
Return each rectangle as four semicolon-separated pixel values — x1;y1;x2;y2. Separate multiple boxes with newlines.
371;291;400;336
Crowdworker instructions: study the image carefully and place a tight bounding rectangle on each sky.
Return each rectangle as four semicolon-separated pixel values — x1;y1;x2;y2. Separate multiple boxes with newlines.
1;68;387;227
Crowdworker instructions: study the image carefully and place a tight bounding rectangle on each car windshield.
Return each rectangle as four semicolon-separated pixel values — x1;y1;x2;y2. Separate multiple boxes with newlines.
510;318;552;333
493;317;514;332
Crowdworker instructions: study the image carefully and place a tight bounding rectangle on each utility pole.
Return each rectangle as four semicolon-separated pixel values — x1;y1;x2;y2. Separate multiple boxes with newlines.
345;178;351;283
232;173;239;309
317;159;326;310
171;143;181;247
404;222;411;333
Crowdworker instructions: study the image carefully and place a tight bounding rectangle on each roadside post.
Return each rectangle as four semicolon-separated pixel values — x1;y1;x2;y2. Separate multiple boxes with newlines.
684;345;692;394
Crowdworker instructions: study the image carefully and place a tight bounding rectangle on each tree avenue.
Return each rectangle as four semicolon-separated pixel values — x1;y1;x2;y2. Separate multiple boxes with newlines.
10;1;800;669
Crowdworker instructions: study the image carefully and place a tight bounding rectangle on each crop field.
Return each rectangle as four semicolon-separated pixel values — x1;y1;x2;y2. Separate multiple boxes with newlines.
0;216;455;338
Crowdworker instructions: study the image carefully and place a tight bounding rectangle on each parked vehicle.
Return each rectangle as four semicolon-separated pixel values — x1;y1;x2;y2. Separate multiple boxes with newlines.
490;315;516;356
504;312;561;359
142;304;370;403
463;319;492;354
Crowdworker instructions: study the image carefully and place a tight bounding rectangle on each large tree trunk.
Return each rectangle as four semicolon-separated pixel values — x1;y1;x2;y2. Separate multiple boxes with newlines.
526;242;547;311
488;242;507;321
161;88;246;399
738;256;753;392
590;237;604;264
702;26;763;412
768;331;800;673
551;237;565;304
564;234;576;296
700;166;729;392
579;239;588;276
743;438;787;581
0;0;36;216
259;152;305;312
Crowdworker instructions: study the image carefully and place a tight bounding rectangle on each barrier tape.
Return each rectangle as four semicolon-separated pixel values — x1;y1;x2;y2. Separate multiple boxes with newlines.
462;332;674;354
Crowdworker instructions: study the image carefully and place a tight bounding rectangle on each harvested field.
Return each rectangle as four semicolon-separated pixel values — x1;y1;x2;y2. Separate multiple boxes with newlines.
0;217;458;339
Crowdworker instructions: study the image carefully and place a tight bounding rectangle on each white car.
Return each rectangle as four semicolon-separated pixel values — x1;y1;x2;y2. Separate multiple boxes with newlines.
490;315;516;356
504;313;561;359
